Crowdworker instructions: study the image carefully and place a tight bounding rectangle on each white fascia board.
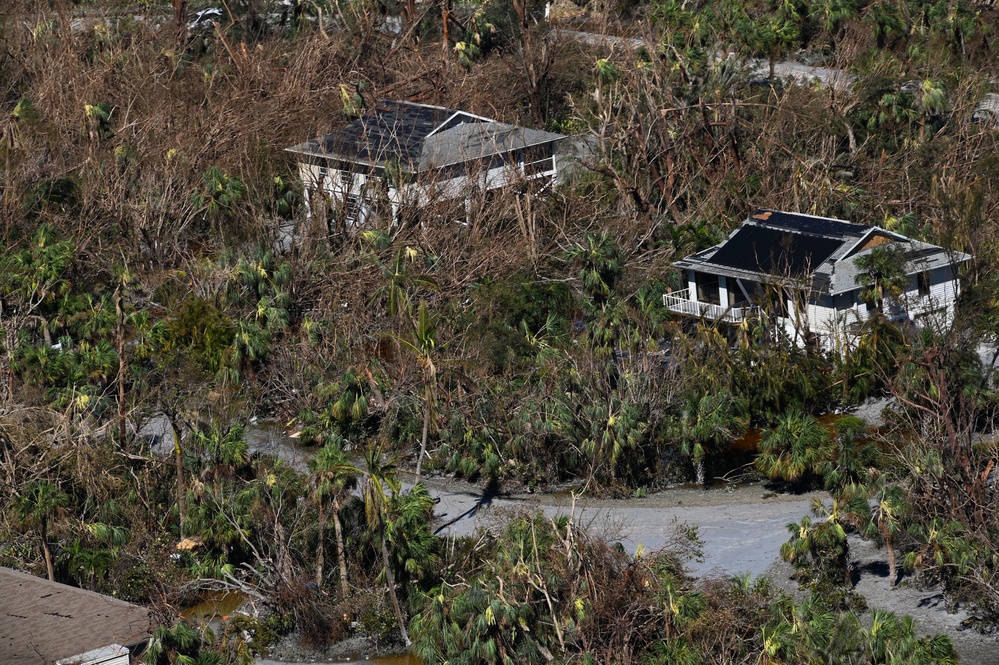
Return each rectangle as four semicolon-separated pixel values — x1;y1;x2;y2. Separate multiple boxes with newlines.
839;226;911;258
426;111;493;138
57;644;130;665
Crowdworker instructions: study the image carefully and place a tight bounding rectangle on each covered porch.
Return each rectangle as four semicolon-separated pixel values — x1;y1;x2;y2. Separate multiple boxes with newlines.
662;270;763;324
662;287;759;323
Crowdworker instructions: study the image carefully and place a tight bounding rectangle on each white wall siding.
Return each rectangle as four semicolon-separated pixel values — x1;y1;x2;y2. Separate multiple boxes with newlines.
298;151;559;230
904;275;960;329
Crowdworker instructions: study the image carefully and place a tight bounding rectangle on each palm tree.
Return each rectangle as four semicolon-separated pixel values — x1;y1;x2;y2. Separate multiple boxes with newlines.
362;445;411;646
166;411;188;537
677;391;748;486
854;246;908;314
735;13;799;81
369;245;438;319
228;319;270;383
384;483;438;586
781;508;850;586
820;416;878;498
580;391;646;487
566;233;622;309
191;423;249;482
15;480;69;581
397;301;441;478
756;410;832;491
759;619;798;665
309;438;360;597
143;622;202;665
864;608;957;664
864;484;908;586
917;79;947;140
785;495;869;587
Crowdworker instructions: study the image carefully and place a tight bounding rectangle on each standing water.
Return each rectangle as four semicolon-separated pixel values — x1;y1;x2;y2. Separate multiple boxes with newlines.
257;656;422;665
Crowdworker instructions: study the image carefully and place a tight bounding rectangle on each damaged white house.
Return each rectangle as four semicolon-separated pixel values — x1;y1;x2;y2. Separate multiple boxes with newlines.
286;100;565;230
663;209;971;351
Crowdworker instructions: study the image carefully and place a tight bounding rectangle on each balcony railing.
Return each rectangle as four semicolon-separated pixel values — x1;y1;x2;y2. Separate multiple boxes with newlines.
662;288;759;323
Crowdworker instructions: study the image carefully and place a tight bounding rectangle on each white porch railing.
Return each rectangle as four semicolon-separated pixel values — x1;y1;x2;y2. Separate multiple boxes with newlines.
662;288;759;323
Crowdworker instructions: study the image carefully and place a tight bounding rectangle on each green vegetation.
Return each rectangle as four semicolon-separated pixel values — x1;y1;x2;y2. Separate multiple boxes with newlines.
2;0;998;661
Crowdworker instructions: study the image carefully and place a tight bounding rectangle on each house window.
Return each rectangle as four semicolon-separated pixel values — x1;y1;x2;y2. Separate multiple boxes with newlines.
695;272;720;305
338;170;354;191
731;280;759;307
344;195;361;227
918;271;931;297
501;150;521;167
524;143;552;163
524;157;554;176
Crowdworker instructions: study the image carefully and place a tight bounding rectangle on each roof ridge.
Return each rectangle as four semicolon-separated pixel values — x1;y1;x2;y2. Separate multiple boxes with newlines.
752;208;869;226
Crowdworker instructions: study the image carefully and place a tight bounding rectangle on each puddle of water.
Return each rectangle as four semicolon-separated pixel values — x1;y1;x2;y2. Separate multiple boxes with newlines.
729;428;762;453
181;590;249;621
259;653;422;665
245;421;318;472
728;413;860;454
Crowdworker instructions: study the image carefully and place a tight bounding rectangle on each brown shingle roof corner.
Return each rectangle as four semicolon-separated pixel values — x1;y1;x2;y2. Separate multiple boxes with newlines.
0;567;152;665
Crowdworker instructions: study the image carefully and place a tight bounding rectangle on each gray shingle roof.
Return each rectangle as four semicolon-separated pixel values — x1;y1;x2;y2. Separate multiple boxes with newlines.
286;100;565;172
0;567;151;665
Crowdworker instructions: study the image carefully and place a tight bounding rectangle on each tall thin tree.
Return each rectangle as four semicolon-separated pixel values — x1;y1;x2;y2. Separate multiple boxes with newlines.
15;480;69;581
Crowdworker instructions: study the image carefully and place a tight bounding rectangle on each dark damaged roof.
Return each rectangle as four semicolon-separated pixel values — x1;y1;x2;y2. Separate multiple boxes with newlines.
287;100;565;173
709;225;842;278
0;567;151;665
675;208;971;295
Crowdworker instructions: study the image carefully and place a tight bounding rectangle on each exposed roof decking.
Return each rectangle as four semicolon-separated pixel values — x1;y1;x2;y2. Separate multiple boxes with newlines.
420;121;562;170
749;209;869;239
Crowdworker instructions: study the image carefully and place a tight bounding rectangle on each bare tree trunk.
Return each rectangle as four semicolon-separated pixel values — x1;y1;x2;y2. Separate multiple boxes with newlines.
116;290;127;448
885;530;897;586
316;500;326;587
173;0;188;50
441;0;451;68
381;534;411;646
512;0;545;126
172;420;187;538
333;497;350;598
41;518;54;582
416;390;431;478
514;191;536;261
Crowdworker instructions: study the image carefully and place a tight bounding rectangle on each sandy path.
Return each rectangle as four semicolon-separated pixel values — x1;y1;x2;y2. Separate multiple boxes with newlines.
423;476;999;663
425;479;821;578
244;427;999;663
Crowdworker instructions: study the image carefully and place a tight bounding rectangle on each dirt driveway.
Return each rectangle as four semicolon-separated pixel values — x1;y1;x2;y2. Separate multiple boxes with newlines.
424;476;999;664
427;478;821;578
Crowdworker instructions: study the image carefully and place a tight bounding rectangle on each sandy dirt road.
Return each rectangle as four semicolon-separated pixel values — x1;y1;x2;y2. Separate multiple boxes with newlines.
246;428;999;663
425;478;821;578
